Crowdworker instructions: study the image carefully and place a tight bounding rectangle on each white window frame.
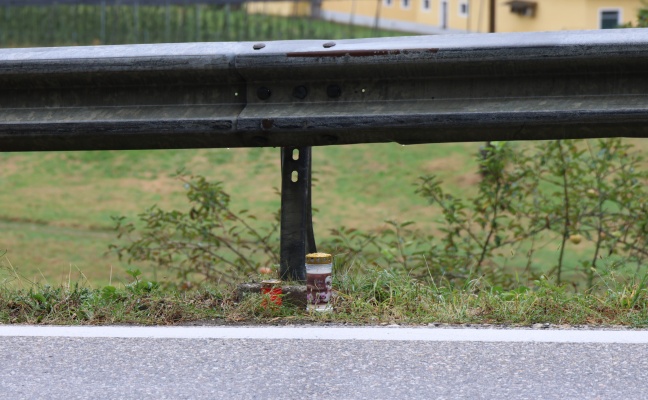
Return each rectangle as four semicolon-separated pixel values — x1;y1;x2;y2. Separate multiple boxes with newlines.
384;0;392;7
401;0;411;10
422;0;431;12
599;8;622;29
459;0;469;17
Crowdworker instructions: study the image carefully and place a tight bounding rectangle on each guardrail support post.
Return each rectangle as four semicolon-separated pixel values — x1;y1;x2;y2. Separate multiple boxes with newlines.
280;146;316;282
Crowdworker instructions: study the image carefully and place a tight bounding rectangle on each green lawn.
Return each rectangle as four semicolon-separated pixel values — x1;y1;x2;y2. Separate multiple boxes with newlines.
4;138;646;288
1;142;485;286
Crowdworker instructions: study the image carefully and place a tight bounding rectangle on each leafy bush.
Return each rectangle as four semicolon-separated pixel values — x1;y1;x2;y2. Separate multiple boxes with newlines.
416;139;647;288
111;170;279;286
324;139;647;290
112;139;647;291
621;0;648;27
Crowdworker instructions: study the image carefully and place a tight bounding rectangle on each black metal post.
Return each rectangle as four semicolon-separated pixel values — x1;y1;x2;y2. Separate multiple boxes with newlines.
279;146;316;282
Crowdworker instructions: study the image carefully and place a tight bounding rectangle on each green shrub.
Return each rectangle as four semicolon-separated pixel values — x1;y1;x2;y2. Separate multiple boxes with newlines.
111;170;279;286
112;139;647;291
416;139;647;289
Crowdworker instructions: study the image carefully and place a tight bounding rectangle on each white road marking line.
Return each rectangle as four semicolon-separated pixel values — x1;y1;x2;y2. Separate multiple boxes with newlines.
0;325;646;343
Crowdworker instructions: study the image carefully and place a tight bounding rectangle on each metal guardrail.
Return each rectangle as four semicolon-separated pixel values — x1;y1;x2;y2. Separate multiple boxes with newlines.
1;29;647;279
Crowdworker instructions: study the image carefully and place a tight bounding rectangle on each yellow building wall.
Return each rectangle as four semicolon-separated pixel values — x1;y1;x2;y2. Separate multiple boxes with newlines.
418;0;490;32
469;0;494;32
247;1;311;17
493;0;641;32
496;0;586;32
584;0;642;28
321;0;375;17
256;0;643;33
413;0;436;25
463;0;493;32
322;0;493;33
385;0;490;32
380;0;418;22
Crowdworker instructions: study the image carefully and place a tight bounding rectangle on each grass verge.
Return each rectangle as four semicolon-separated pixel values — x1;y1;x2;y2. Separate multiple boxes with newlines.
1;268;647;327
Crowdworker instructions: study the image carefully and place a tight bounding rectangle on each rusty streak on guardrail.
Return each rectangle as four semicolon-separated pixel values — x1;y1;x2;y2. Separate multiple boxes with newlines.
285;48;439;57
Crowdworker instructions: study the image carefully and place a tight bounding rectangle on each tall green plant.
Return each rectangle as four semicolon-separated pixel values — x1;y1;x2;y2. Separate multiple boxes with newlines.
111;140;646;291
416;141;547;285
417;138;647;289
111;171;279;286
621;0;648;27
530;139;648;286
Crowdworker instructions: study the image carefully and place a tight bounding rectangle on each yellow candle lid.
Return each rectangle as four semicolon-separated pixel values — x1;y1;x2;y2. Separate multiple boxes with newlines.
306;252;332;264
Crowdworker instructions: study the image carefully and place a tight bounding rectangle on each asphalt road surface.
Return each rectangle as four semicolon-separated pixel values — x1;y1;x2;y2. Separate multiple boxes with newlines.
1;325;647;399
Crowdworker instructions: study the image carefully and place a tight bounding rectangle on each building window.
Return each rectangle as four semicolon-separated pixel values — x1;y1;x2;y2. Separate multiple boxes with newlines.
401;0;410;9
505;1;537;17
384;0;392;7
459;1;469;17
600;9;621;29
422;0;431;11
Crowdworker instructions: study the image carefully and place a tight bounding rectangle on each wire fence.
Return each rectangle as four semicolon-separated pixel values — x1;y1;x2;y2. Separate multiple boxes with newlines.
0;1;398;47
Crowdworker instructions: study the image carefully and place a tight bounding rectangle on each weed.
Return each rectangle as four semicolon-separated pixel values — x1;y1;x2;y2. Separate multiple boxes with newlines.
108;139;646;293
416;139;648;290
111;170;279;286
0;262;648;326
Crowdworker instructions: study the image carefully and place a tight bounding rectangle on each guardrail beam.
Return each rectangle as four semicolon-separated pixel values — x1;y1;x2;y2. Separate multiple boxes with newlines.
1;29;647;152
